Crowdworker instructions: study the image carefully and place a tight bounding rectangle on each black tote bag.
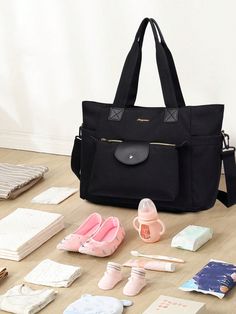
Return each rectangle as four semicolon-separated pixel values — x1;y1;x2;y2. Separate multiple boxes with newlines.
71;17;236;212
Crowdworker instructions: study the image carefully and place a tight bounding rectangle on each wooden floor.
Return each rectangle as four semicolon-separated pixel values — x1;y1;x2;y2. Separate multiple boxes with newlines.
0;148;235;314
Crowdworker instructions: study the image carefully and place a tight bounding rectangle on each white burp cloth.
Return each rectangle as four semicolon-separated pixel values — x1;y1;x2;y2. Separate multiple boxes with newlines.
31;187;78;204
63;294;133;314
24;259;81;288
0;284;56;314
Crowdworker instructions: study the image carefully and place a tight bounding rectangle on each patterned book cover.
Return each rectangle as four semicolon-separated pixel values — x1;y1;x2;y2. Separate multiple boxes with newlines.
142;295;205;314
180;259;236;298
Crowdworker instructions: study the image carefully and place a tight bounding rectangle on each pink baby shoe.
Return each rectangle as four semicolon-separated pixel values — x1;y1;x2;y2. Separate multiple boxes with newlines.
57;212;103;252
79;216;125;257
98;262;123;290
123;267;146;296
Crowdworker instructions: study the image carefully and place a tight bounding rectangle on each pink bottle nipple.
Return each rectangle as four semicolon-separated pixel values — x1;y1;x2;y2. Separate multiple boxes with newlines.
138;198;158;222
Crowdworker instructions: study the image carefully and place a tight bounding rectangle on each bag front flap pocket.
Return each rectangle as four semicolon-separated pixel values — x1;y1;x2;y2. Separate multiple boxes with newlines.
114;141;149;165
88;138;180;201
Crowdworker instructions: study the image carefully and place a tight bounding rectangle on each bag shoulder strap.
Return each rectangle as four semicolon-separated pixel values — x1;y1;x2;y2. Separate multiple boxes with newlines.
217;131;236;207
217;148;236;207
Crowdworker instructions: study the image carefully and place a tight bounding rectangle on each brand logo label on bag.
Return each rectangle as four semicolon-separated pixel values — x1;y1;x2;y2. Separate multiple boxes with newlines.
137;118;150;122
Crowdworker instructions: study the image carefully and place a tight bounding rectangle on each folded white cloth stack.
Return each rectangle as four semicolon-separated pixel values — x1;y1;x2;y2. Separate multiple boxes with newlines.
31;187;78;204
0;208;64;261
0;163;48;199
24;259;81;288
0;284;57;314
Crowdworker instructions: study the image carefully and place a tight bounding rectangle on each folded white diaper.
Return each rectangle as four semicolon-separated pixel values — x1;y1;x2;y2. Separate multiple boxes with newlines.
0;208;64;261
32;187;78;204
171;225;213;251
63;294;133;314
0;284;56;314
24;259;81;288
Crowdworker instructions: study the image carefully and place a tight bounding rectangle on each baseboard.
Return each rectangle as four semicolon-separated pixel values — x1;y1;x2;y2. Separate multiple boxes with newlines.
0;130;73;155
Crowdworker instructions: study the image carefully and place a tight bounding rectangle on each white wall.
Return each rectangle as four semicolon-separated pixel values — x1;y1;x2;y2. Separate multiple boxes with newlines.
0;0;235;155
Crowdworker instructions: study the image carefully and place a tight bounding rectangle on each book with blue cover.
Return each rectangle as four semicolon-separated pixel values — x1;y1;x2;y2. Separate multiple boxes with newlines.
179;259;236;299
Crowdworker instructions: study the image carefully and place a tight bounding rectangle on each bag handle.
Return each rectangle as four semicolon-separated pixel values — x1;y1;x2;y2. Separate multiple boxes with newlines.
150;18;185;108
113;18;184;108
124;18;185;108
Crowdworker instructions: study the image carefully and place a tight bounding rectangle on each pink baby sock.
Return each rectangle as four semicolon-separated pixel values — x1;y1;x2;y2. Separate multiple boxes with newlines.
98;262;123;290
123;267;146;296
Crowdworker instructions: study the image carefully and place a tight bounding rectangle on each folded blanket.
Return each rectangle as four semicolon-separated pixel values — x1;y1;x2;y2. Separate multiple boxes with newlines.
0;163;48;199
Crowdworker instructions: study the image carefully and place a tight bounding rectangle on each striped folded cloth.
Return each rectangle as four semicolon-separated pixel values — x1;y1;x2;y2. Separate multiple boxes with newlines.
0;267;8;282
0;163;48;199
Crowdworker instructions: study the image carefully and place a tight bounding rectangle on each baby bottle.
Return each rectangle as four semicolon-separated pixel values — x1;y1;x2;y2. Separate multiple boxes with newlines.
133;198;165;243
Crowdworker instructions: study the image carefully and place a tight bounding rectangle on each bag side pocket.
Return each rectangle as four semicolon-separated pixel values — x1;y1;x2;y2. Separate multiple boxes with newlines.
80;128;97;198
71;136;82;179
191;135;222;208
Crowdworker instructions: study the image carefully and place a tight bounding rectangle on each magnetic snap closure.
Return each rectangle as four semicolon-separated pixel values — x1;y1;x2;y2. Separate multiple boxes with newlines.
114;142;149;165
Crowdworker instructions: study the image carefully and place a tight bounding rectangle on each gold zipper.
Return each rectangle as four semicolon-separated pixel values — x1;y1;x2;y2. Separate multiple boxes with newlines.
101;138;123;143
150;142;176;147
100;138;176;147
